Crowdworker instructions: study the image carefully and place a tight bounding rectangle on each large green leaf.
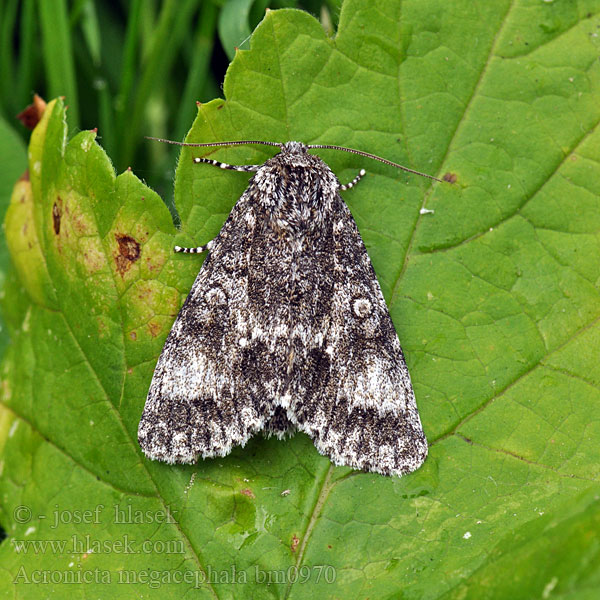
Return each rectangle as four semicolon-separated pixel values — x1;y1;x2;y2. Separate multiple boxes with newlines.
2;1;600;598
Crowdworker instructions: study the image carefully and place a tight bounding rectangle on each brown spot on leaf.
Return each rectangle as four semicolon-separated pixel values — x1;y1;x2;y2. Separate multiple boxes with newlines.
147;321;162;338
114;233;141;276
240;488;255;499
290;535;300;553
145;256;158;272
19;170;30;182
97;316;108;338
16;94;47;130
130;331;137;341
443;172;457;184
52;197;62;234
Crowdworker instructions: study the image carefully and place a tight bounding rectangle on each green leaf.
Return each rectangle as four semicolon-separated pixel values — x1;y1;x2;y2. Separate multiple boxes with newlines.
0;116;27;358
218;0;255;60
2;1;600;598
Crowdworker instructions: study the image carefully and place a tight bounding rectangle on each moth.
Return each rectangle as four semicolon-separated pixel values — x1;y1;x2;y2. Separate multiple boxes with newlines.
138;138;442;477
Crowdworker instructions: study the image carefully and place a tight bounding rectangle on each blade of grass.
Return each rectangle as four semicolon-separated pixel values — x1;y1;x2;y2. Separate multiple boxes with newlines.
16;0;37;112
73;0;102;67
119;0;200;168
174;1;218;140
38;0;79;130
145;1;219;223
114;0;145;169
96;78;115;159
0;0;19;116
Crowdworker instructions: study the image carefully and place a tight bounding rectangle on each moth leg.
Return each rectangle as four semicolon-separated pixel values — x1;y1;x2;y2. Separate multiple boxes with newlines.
340;169;366;191
193;157;261;172
177;157;259;254
174;240;215;254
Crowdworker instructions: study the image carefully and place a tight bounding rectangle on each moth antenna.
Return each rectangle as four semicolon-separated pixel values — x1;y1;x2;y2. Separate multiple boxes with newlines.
145;136;282;149
146;137;445;182
308;144;445;183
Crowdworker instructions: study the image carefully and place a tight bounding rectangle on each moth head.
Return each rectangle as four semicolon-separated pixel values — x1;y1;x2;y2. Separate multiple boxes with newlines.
280;141;308;155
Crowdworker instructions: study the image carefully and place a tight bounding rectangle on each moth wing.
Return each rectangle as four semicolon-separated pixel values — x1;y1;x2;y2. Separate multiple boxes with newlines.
292;197;427;477
138;192;275;463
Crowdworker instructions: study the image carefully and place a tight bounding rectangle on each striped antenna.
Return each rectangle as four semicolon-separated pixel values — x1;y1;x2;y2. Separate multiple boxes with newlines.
145;137;445;183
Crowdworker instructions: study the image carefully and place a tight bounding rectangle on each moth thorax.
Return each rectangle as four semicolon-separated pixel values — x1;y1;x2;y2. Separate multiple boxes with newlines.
267;182;334;238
